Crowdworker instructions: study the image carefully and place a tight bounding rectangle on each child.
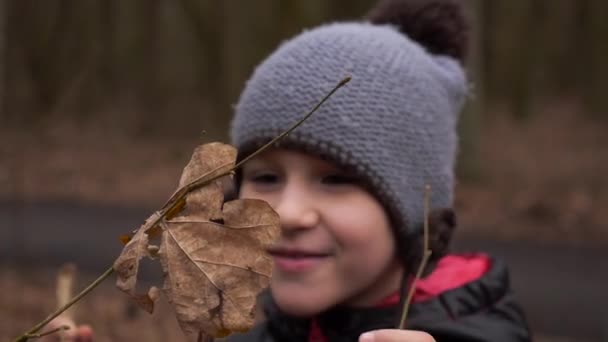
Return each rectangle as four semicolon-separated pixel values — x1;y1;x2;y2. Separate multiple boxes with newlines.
43;0;530;341
225;0;530;341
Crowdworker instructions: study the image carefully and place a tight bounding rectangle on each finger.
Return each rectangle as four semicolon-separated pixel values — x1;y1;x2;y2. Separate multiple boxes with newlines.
40;317;75;342
359;329;436;342
46;316;76;331
74;325;94;342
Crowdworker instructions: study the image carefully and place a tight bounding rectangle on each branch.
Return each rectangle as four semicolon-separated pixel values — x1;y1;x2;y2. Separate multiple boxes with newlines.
11;75;351;342
398;184;433;329
24;325;70;340
235;76;351;168
160;76;351;224
12;266;114;342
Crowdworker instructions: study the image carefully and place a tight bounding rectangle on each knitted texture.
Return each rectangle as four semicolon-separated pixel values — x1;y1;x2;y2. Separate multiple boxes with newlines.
230;22;467;246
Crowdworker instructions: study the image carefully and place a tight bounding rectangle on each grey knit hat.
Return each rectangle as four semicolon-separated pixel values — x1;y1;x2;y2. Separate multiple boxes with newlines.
230;21;467;253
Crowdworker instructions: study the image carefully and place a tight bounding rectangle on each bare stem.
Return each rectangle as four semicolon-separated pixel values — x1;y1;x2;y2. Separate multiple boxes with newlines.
11;76;350;342
422;185;431;253
235;76;351;168
26;325;69;339
12;267;115;342
398;185;433;329
161;76;351;223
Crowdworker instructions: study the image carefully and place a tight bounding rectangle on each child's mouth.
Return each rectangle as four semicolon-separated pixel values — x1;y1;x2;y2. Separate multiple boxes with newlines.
266;247;332;273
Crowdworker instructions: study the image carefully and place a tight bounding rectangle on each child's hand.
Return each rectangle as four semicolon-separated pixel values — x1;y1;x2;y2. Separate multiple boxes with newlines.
39;316;93;342
359;329;435;342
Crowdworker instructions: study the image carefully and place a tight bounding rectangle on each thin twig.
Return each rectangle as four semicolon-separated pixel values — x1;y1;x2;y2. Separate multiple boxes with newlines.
25;325;70;339
12;76;351;342
398;185;433;329
235;76;351;168
12;266;115;342
160;76;351;228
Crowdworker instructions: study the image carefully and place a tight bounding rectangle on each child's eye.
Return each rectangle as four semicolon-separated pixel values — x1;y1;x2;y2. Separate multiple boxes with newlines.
321;174;358;186
248;173;279;184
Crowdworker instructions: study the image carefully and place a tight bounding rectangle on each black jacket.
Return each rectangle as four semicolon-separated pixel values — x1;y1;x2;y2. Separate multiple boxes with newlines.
223;254;531;342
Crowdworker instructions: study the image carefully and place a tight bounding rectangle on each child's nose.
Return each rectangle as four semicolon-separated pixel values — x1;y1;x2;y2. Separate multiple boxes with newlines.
275;192;320;232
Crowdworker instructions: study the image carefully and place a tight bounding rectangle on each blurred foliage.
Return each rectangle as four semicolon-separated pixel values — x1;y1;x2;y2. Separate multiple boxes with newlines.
0;0;607;136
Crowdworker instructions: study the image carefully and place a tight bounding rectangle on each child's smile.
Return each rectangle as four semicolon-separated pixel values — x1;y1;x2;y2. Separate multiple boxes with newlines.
265;244;334;273
239;148;403;317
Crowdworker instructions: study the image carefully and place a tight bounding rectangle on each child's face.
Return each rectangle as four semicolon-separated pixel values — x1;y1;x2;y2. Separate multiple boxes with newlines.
240;148;403;317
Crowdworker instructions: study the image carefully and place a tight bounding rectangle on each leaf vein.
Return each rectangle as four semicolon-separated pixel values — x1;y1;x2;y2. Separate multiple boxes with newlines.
191;259;271;278
165;228;249;320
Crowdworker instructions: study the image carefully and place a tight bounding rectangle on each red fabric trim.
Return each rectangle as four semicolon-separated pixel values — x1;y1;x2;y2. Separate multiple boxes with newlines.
412;253;491;302
376;292;401;307
375;253;492;305
308;319;326;342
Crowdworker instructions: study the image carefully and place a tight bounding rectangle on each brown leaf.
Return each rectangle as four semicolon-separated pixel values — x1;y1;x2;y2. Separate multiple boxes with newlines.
119;234;132;245
167;143;237;221
133;287;161;314
113;211;162;313
161;199;279;338
113;142;280;340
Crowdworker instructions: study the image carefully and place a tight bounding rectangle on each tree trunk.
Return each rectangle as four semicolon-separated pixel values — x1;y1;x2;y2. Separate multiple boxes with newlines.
582;0;608;118
0;0;6;121
100;0;117;99
133;0;162;135
457;0;483;180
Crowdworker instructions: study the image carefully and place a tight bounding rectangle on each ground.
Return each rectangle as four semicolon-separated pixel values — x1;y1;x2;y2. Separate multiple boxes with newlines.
1;265;595;342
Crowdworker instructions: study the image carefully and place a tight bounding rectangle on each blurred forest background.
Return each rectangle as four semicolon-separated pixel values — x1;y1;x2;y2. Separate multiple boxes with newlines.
1;1;608;342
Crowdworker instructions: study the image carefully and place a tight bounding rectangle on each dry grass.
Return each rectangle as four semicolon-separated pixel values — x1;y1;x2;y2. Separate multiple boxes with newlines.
0;265;185;342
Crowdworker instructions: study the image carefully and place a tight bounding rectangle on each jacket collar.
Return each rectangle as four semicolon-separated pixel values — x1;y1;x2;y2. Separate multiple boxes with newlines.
262;291;400;342
262;254;502;341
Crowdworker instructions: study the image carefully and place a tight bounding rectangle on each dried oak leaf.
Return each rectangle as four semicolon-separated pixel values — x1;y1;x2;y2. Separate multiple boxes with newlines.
113;142;280;339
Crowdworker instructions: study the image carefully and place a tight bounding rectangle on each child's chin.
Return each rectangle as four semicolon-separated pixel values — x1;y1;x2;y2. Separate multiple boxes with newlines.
272;286;334;317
